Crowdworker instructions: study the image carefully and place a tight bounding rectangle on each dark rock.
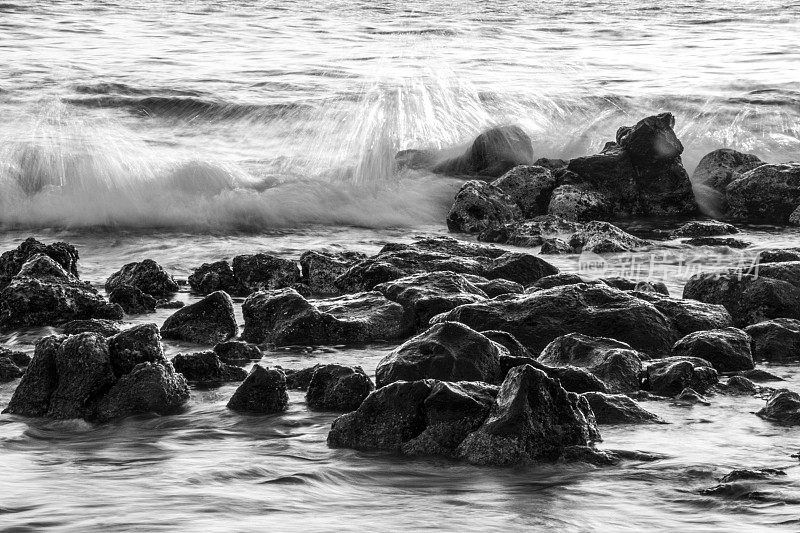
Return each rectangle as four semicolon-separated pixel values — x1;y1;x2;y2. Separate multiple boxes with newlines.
538;333;643;393
457;365;599;465
671;327;754;372
437;283;677;357
161;290;238;345
719;469;786;484
95;361;189;421
0;237;79;289
464;276;523;297
0;357;23;382
171;351;247;383
299;250;366;296
188;260;243;296
0;254;123;329
633;291;733;337
558;445;620;466
108;324;166;377
534;157;567;172
756;389;800;425
582;391;664;424
283;365;320;390
720;375;759;395
446;180;520;234
105;259;178;299
540;238;573;254
432;125;534;178
617;112;683;163
375;271;487;330
156;299;184;309
569;221;651;254
492;165;557;217
213;341;261;366
227;364;288;414
481;252;560;287
241;288;408;346
376;322;504;388
481;330;531;359
674;387;710;405
745;318;800;363
546;184;610;221
692;149;763;203
670;220;738;238
756;249;800;264
0;347;31;368
645;358;719;396
232;253;301;293
108;284;156;314
62;318;122;337
528;273;600;292
2;335;62;416
306;364;374;411
601;277;669;296
684;237;751;249
727;163;800;223
739;368;784;383
479;215;582;246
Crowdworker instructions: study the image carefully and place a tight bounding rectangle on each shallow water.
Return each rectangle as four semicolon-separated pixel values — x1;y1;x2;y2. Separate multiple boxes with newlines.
1;0;800;531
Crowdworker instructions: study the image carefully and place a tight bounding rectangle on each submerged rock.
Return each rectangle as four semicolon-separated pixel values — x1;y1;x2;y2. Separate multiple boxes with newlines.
432;125;535;178
684;237;751;249
95;362;189;421
108;284;156;314
492;165;557;217
670;220;738;238
241;288;409;346
582;392;664;424
0;237;79;289
457;365;599;465
446;180;520;234
161;290;238;345
105;259;178;299
744;318;800;363
375;322;504;388
568;221;650;254
213;341;261;366
227;365;288;414
306;364;374;412
671;328;754;372
299;250;366;296
756;249;800;264
756;389;800;425
171;351;246;383
726;163;800;223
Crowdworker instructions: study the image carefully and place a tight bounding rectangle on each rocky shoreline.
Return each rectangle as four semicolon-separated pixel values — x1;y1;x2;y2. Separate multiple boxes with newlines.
1;113;800;487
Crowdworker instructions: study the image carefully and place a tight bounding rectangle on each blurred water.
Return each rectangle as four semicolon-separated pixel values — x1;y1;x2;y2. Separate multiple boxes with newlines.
1;1;800;530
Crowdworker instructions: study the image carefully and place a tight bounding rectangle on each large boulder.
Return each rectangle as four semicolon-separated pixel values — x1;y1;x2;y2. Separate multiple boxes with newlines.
306;364;374;411
328;379;498;458
538;333;643;393
432;125;535;178
565;114;696;217
568;221;650;254
2;335;62;416
227;365;288;414
582;392;664;424
0;255;123;329
107;323;166;377
644;358;718;396
171;351;247;383
726;163;800;223
632;291;733;337
241;288;408;346
446;180;520;234
95;362;189;421
671;328;754;372
105;259;178;299
161;290;237;345
375;271;487;330
299;251;366;296
231;253;301;293
492;165;557;217
456;365;599;465
547;184;610;222
375;322;504;388
756;389;800;425
692;149;763;199
745;318;800;362
188;260;243;296
435;284;677;356
0;237;79;289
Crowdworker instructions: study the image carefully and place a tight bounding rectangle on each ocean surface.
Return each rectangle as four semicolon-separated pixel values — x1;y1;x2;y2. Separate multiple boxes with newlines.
1;1;799;531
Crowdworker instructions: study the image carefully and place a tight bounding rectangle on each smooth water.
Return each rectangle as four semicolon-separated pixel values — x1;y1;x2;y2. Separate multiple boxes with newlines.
1;1;800;531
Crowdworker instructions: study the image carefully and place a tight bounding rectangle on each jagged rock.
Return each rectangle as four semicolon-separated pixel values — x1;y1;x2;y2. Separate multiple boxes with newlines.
540;238;573;254
306;364;374;411
375;322;504;388
283;365;320;390
632;291;733;337
582;392;664;424
547;184;610;221
95;361;189;421
105;259;178;299
227;365;288;414
601;277;669;296
213;341;261;366
0;357;23;382
436;283;677;356
670;220;738;238
756;389;800;425
328;379;498;457
558;445;620;466
457;365;599;465
464;276;523;297
299;250;366;295
528;273;599;292
375;271;487;329
727;163;800;223
232;253;301;293
534;157;567;172
0;346;30;367
644;358;718;396
156;300;184;309
479;215;582;246
492;165;557;217
188;260;243;296
538;333;643;393
745;318;800;363
108;324;165;377
62;318;122;337
684;237;751;249
446;180;520;234
565;114;696;217
674;387;710;405
161;291;237;345
241;288;408;346
171;351;246;383
671;328;754;372
108;284;156;314
692;149;763;199
0;237;79;289
569;221;650;254
0;254;123;329
720;375;759;395
432;125;535;178
2;335;62;416
481;330;531;359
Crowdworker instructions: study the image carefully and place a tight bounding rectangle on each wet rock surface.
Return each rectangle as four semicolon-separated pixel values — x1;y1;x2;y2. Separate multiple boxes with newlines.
105;259;179;299
671;327;755;372
227;365;289;414
446;180;520;234
644;357;719;397
727;163;800;223
582;392;664;424
171;351;247;384
756;389;800;425
306;364;374;412
745;318;800;363
161;290;238;345
109;284;157;314
213;341;261;366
